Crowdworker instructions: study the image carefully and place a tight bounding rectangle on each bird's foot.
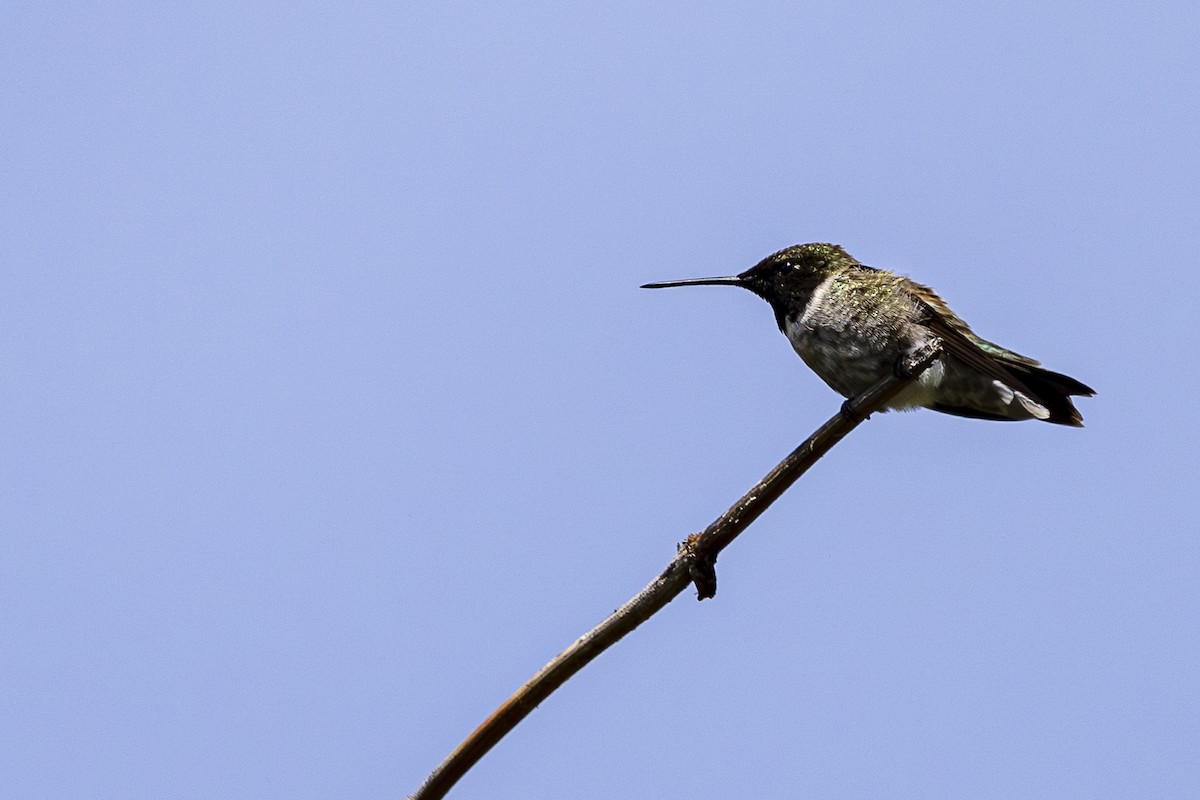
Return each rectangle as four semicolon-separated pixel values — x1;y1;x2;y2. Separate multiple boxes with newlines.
840;398;870;423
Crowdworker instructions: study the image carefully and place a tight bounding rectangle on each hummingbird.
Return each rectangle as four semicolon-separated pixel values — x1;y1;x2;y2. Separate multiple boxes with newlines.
642;243;1094;426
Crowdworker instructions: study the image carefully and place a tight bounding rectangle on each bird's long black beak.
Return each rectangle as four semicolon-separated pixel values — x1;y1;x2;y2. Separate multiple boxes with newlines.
640;275;744;289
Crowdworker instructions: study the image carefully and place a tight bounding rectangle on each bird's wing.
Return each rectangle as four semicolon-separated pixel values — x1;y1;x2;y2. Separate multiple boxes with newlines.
909;281;1042;365
902;278;1044;399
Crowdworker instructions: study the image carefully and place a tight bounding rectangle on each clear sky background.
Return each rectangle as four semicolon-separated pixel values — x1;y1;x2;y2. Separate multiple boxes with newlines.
4;3;1198;798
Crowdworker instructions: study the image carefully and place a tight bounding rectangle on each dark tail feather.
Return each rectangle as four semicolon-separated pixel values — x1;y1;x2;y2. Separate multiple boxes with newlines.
1005;364;1096;427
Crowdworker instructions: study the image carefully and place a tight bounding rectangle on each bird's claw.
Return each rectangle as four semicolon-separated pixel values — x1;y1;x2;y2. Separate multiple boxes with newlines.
840;398;870;423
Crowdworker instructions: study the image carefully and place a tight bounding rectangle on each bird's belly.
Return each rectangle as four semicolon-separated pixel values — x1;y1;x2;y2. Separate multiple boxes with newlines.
785;323;897;397
784;319;945;409
782;311;1052;421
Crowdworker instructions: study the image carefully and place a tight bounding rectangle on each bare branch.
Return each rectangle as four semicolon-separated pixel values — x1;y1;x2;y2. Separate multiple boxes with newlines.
410;340;943;800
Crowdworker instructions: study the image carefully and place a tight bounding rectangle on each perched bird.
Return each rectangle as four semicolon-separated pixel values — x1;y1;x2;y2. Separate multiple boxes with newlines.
642;243;1094;426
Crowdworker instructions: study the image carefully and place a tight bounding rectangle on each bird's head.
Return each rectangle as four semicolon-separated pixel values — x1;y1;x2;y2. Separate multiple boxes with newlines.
641;243;858;328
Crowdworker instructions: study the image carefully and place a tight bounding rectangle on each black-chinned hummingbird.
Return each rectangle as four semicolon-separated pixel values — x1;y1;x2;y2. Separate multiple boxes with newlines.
643;243;1094;426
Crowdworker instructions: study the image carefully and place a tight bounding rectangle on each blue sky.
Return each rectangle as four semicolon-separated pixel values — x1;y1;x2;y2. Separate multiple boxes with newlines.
4;3;1198;798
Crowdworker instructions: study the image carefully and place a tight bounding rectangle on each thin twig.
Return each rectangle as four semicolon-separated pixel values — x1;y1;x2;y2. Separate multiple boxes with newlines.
410;340;943;800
